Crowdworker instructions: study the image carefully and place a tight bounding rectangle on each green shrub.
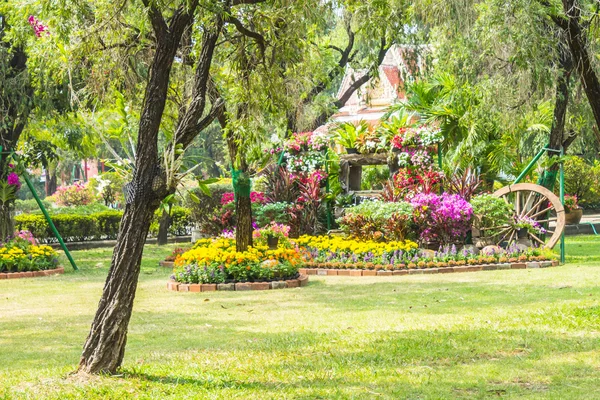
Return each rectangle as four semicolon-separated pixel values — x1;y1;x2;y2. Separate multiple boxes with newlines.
15;211;120;242
185;182;233;227
338;200;414;241
149;206;192;236
14;199;51;214
563;156;595;205
95;211;124;239
470;194;513;236
254;202;291;227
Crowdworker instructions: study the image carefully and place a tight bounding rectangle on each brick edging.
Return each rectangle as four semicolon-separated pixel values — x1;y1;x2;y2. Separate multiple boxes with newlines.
167;273;309;292
159;261;174;268
298;261;559;277
0;267;65;280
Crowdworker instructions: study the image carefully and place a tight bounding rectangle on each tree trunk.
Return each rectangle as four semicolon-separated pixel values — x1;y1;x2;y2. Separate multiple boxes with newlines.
235;194;253;251
78;202;156;373
220;111;254;252
157;209;170;246
561;0;600;131
539;43;574;191
45;169;57;196
0;204;14;241
78;2;198;374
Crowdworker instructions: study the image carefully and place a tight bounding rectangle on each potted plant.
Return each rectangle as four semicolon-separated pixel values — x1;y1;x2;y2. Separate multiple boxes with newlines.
564;194;583;225
253;222;291;250
512;215;547;236
333;121;369;154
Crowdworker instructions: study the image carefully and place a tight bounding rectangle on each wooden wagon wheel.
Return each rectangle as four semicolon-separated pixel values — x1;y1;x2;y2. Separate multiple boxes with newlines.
484;183;565;249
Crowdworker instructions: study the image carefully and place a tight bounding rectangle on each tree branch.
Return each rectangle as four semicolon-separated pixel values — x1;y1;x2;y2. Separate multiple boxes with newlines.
232;0;266;5
225;15;266;54
175;16;225;149
141;0;168;39
334;36;389;108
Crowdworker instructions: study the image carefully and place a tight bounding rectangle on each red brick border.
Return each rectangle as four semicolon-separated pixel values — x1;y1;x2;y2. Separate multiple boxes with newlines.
159;261;175;268
0;267;65;280
298;260;559;277
166;273;309;292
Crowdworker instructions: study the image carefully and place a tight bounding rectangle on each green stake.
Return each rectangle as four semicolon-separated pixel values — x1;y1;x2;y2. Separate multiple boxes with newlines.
22;173;78;270
559;146;565;265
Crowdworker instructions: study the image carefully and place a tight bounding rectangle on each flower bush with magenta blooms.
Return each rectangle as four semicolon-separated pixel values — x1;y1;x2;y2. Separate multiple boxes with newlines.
55;182;94;206
411;193;473;245
220;191;266;205
253;222;291;241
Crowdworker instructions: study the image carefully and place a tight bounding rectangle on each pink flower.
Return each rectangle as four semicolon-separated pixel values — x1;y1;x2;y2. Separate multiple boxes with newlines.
221;192;235;205
28;15;49;37
7;172;20;189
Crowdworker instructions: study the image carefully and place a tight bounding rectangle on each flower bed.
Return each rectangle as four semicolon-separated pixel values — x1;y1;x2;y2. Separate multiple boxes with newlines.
170;237;302;285
297;236;557;272
0;231;60;273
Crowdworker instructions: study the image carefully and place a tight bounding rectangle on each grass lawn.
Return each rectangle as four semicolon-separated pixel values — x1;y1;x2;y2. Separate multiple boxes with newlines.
1;236;600;399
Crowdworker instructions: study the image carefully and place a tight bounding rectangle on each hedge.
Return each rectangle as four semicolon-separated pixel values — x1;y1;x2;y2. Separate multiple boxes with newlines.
15;208;192;243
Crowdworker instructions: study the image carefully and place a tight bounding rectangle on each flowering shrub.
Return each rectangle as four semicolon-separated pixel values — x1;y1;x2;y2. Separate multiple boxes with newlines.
173;237;301;283
284;131;329;153
55;182;94;206
0;231;58;272
253;222;291;240
411;193;473;245
28;15;50;37
283;131;329;173
338;200;413;241
220;191;266;205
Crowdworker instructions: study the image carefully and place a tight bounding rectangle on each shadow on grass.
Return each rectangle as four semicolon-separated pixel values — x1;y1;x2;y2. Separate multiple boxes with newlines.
114;325;600;398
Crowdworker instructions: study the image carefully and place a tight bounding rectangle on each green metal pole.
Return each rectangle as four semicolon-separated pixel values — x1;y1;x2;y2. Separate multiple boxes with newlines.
437;144;443;169
514;146;547;184
559;146;565;265
23;172;79;271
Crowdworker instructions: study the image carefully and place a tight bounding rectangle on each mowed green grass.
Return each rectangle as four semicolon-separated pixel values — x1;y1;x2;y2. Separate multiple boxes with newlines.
1;236;600;399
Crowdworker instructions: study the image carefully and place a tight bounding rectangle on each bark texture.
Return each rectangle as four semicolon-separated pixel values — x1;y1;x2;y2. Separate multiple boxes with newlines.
78;202;156;373
78;1;214;374
559;0;600;130
157;209;170;245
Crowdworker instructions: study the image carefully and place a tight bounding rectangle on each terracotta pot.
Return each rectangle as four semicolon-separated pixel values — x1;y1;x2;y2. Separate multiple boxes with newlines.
267;235;279;250
565;209;583;225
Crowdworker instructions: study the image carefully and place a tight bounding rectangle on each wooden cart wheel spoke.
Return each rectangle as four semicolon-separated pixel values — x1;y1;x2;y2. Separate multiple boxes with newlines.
528;232;546;246
536;218;558;224
492;183;565;249
523;190;535;212
529;206;554;220
491;226;513;239
524;197;547;218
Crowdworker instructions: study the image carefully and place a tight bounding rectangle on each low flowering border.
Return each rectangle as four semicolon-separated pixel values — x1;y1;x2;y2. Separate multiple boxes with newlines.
299;260;559;276
166;273;309;292
0;266;64;279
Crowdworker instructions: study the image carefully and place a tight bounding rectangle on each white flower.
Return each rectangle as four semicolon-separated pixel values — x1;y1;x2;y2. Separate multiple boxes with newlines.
270;133;281;143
